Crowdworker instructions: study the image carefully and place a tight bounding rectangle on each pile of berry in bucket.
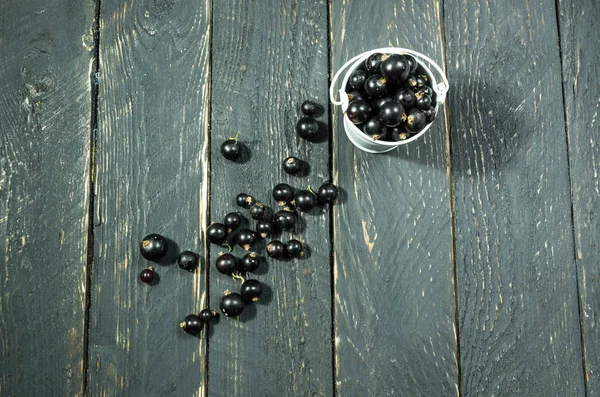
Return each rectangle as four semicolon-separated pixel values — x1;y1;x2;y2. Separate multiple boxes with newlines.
344;52;437;141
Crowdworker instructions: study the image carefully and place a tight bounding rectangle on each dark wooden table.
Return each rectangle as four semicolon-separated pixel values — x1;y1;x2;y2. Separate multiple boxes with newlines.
1;0;598;396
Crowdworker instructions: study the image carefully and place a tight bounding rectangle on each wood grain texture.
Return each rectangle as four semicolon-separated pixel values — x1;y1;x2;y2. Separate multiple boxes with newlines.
444;0;585;394
558;0;600;394
88;0;211;395
209;1;332;396
330;1;457;395
0;0;94;395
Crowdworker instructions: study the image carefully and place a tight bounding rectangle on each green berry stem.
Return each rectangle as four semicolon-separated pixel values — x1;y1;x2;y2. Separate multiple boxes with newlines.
307;185;318;198
228;131;241;144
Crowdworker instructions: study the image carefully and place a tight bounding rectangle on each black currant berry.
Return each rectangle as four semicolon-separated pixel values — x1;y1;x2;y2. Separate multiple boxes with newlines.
236;229;257;250
206;223;228;245
199;309;218;323
394;87;416;108
405;75;418;90
285;239;304;258
301;100;321;117
422;106;437;123
177;250;199;272
283;156;303;175
365;53;384;74
404;54;419;75
220;292;245;317
266;240;286;259
180;314;203;335
220;131;243;161
240;279;263;302
415;75;428;89
139;267;155;284
405;108;427;132
296;117;319;140
140;234;168;261
215;253;238;275
293;190;316;212
347;90;366;102
415;92;432;109
272;183;294;205
240;252;260;272
364;75;387;98
371;96;394;111
250;202;267;220
317;182;338;204
416;86;433;97
378;100;405;127
256;219;274;238
274;208;295;230
385;126;410;141
346;99;372;125
236;193;255;208
380;54;410;83
348;69;367;90
224;212;243;232
361;117;385;140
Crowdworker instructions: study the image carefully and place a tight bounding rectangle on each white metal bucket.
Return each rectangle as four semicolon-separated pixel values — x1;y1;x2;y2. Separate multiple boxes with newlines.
330;47;449;153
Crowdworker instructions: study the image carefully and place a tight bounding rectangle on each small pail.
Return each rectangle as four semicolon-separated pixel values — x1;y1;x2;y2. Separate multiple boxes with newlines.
329;47;449;153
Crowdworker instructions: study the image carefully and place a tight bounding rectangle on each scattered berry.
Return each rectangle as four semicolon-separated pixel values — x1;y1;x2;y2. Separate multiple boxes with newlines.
249;202;267;220
220;131;243;161
236;229;257;250
177;251;199;272
236;193;255;208
301;100;321;117
256;219;274;238
317;183;338;203
220;292;245;317
224;212;243;232
296;117;319;140
272;183;294;205
199;309;218;323
274;208;296;230
294;190;316;211
266;240;286;259
206;223;228;245
285;239;304;258
346;99;372;125
139;267;155;284
283;156;303;175
215;253;238;275
180;314;203;335
240;279;263;302
240;252;260;272
140;234;168;261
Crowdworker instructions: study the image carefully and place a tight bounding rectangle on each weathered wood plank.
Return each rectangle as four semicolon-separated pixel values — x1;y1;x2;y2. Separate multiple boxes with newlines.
88;0;211;395
558;0;600;394
209;1;332;396
444;0;585;394
0;0;95;395
330;1;458;395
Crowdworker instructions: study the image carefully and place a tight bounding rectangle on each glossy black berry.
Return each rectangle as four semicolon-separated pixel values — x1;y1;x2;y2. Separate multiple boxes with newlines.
422;106;437;123
365;53;384;75
199;309;218;323
415;92;432;109
240;252;260;272
346;100;372;125
372;95;395;111
405;75;418;90
272;183;294;205
415;75;428;89
266;240;286;259
380;54;410;83
223;212;243;232
256;219;274;238
301;100;321;117
362;117;385;140
236;228;257;250
220;132;243;161
249;202;267;220
347;69;367;90
378;100;405;127
296;117;319;140
180;314;203;335
283;156;303;175
274;208;295;230
405;108;427;132
240;279;263;302
206;223;228;245
317;183;338;203
140;234;167;261
416;86;433;97
220;292;245;317
404;54;419;75
347;90;366;102
215;253;238;275
236;193;255;208
285;239;304;258
385;126;410;141
139;267;155;284
177;251;199;272
394;87;416;108
294;190;316;212
364;74;387;98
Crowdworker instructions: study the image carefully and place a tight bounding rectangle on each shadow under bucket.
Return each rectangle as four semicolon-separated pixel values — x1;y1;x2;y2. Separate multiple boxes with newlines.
330;47;449;153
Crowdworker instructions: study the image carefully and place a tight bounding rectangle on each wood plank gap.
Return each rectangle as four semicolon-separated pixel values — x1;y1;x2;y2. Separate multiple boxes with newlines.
553;0;588;394
83;0;102;395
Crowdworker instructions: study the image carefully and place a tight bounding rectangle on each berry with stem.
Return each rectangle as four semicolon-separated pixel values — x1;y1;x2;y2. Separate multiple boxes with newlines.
240;279;263;302
140;234;168;261
220;131;243;161
272;183;294;206
180;314;204;335
285;239;304;258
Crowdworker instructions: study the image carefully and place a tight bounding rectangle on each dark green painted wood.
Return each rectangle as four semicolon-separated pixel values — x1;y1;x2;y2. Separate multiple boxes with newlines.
444;0;584;394
209;1;332;396
88;0;211;395
330;1;457;395
0;0;95;395
558;0;600;394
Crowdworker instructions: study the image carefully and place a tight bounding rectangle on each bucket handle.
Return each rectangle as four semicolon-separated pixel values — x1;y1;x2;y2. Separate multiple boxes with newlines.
329;47;449;108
